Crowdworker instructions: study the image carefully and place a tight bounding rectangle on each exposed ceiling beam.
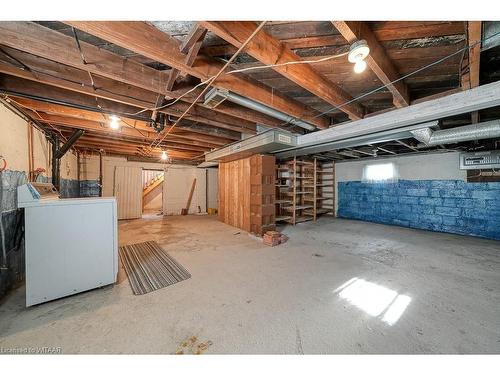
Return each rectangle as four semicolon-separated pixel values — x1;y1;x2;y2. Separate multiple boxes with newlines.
24;110;218;151
166;23;207;91
467;21;482;90
0;22;281;130
0;74;239;146
60;131;209;153
74;142;202;160
0;48;255;135
12;98;225;149
201;22;466;56
332;21;410;108
465;21;482;124
201;21;364;121
65;21;330;129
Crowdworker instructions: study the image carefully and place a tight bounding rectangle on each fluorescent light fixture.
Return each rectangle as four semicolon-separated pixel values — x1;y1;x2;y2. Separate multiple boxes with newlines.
354;60;367;73
363;162;397;182
109;115;120;130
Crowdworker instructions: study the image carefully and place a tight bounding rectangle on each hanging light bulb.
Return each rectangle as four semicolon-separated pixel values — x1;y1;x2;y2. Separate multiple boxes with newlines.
354;60;367;74
161;150;168;161
348;39;370;74
109;115;120;130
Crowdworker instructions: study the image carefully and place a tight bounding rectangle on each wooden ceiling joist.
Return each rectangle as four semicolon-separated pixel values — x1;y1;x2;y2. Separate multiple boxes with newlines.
460;21;482;123
74;141;202;160
201;21;364;121
0;47;256;135
467;21;482;90
25;111;218;151
60;133;204;152
65;21;330;129
0;22;279;130
0;75;239;146
8;94;231;146
202;22;465;57
166;23;207;91
461;22;481;92
332;21;410;108
60;131;208;154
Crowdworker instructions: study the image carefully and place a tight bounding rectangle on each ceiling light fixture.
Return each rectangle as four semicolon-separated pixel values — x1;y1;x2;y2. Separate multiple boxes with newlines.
161;150;168;161
109;115;120;130
348;39;369;74
354;60;367;74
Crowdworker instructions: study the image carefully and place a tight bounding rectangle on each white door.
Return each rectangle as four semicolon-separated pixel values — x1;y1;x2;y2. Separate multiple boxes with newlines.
114;166;142;219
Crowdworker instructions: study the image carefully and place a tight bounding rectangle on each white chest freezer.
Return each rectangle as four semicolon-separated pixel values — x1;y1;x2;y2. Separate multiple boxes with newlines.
17;183;118;307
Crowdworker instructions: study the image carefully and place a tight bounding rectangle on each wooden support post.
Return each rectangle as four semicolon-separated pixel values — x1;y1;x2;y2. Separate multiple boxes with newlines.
313;158;317;222
292;157;297;225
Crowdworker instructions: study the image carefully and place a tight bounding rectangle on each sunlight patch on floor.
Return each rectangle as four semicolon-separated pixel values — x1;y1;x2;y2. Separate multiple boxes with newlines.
334;277;411;325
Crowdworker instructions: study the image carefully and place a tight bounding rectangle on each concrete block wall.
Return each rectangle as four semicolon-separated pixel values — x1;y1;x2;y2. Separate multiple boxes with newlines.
338;180;500;240
335;152;500;241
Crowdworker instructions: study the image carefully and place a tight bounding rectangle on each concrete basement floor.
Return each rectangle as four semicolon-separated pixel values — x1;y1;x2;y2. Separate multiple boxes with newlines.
1;215;499;354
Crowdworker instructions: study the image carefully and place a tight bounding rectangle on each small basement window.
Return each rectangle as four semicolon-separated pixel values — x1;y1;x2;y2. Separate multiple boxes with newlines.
363;162;397;182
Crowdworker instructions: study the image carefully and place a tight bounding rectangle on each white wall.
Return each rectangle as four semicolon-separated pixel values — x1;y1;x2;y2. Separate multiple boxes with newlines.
334;151;467;213
80;154;218;216
0;103;77;179
163;167;207;215
1;103;31;172
207;168;218;209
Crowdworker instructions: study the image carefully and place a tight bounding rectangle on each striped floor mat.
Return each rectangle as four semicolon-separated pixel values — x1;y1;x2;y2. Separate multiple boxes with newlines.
119;241;191;295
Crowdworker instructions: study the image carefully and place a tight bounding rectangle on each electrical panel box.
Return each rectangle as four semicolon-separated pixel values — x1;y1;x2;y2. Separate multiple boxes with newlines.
459;150;500;170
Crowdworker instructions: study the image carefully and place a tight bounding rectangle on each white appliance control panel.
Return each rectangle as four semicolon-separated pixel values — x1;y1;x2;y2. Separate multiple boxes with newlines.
18;182;60;207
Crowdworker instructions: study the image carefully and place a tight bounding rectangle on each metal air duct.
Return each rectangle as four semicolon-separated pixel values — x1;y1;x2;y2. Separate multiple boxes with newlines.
411;120;500;146
204;88;317;131
205;129;297;162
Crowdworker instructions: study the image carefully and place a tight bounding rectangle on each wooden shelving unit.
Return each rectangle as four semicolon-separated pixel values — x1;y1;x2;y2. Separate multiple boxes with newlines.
276;158;335;225
313;160;335;219
275;156;315;225
275;160;294;224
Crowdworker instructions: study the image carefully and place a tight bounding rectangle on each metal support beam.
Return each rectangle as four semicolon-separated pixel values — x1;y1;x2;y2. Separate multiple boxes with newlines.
51;134;60;189
55;129;85;159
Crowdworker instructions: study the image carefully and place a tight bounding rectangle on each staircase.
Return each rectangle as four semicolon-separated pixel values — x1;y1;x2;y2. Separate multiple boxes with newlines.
143;173;164;207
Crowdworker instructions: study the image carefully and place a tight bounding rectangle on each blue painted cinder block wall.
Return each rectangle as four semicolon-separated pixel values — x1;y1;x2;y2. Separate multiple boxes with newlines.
337;180;500;240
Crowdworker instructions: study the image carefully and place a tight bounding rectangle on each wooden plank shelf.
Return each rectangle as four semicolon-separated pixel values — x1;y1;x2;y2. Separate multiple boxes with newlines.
295;216;313;223
275;199;292;205
276;215;293;222
304;197;332;202
284;205;314;211
275;156;332;226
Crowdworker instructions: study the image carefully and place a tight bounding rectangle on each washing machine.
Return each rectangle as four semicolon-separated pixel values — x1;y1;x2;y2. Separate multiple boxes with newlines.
17;183;118;306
